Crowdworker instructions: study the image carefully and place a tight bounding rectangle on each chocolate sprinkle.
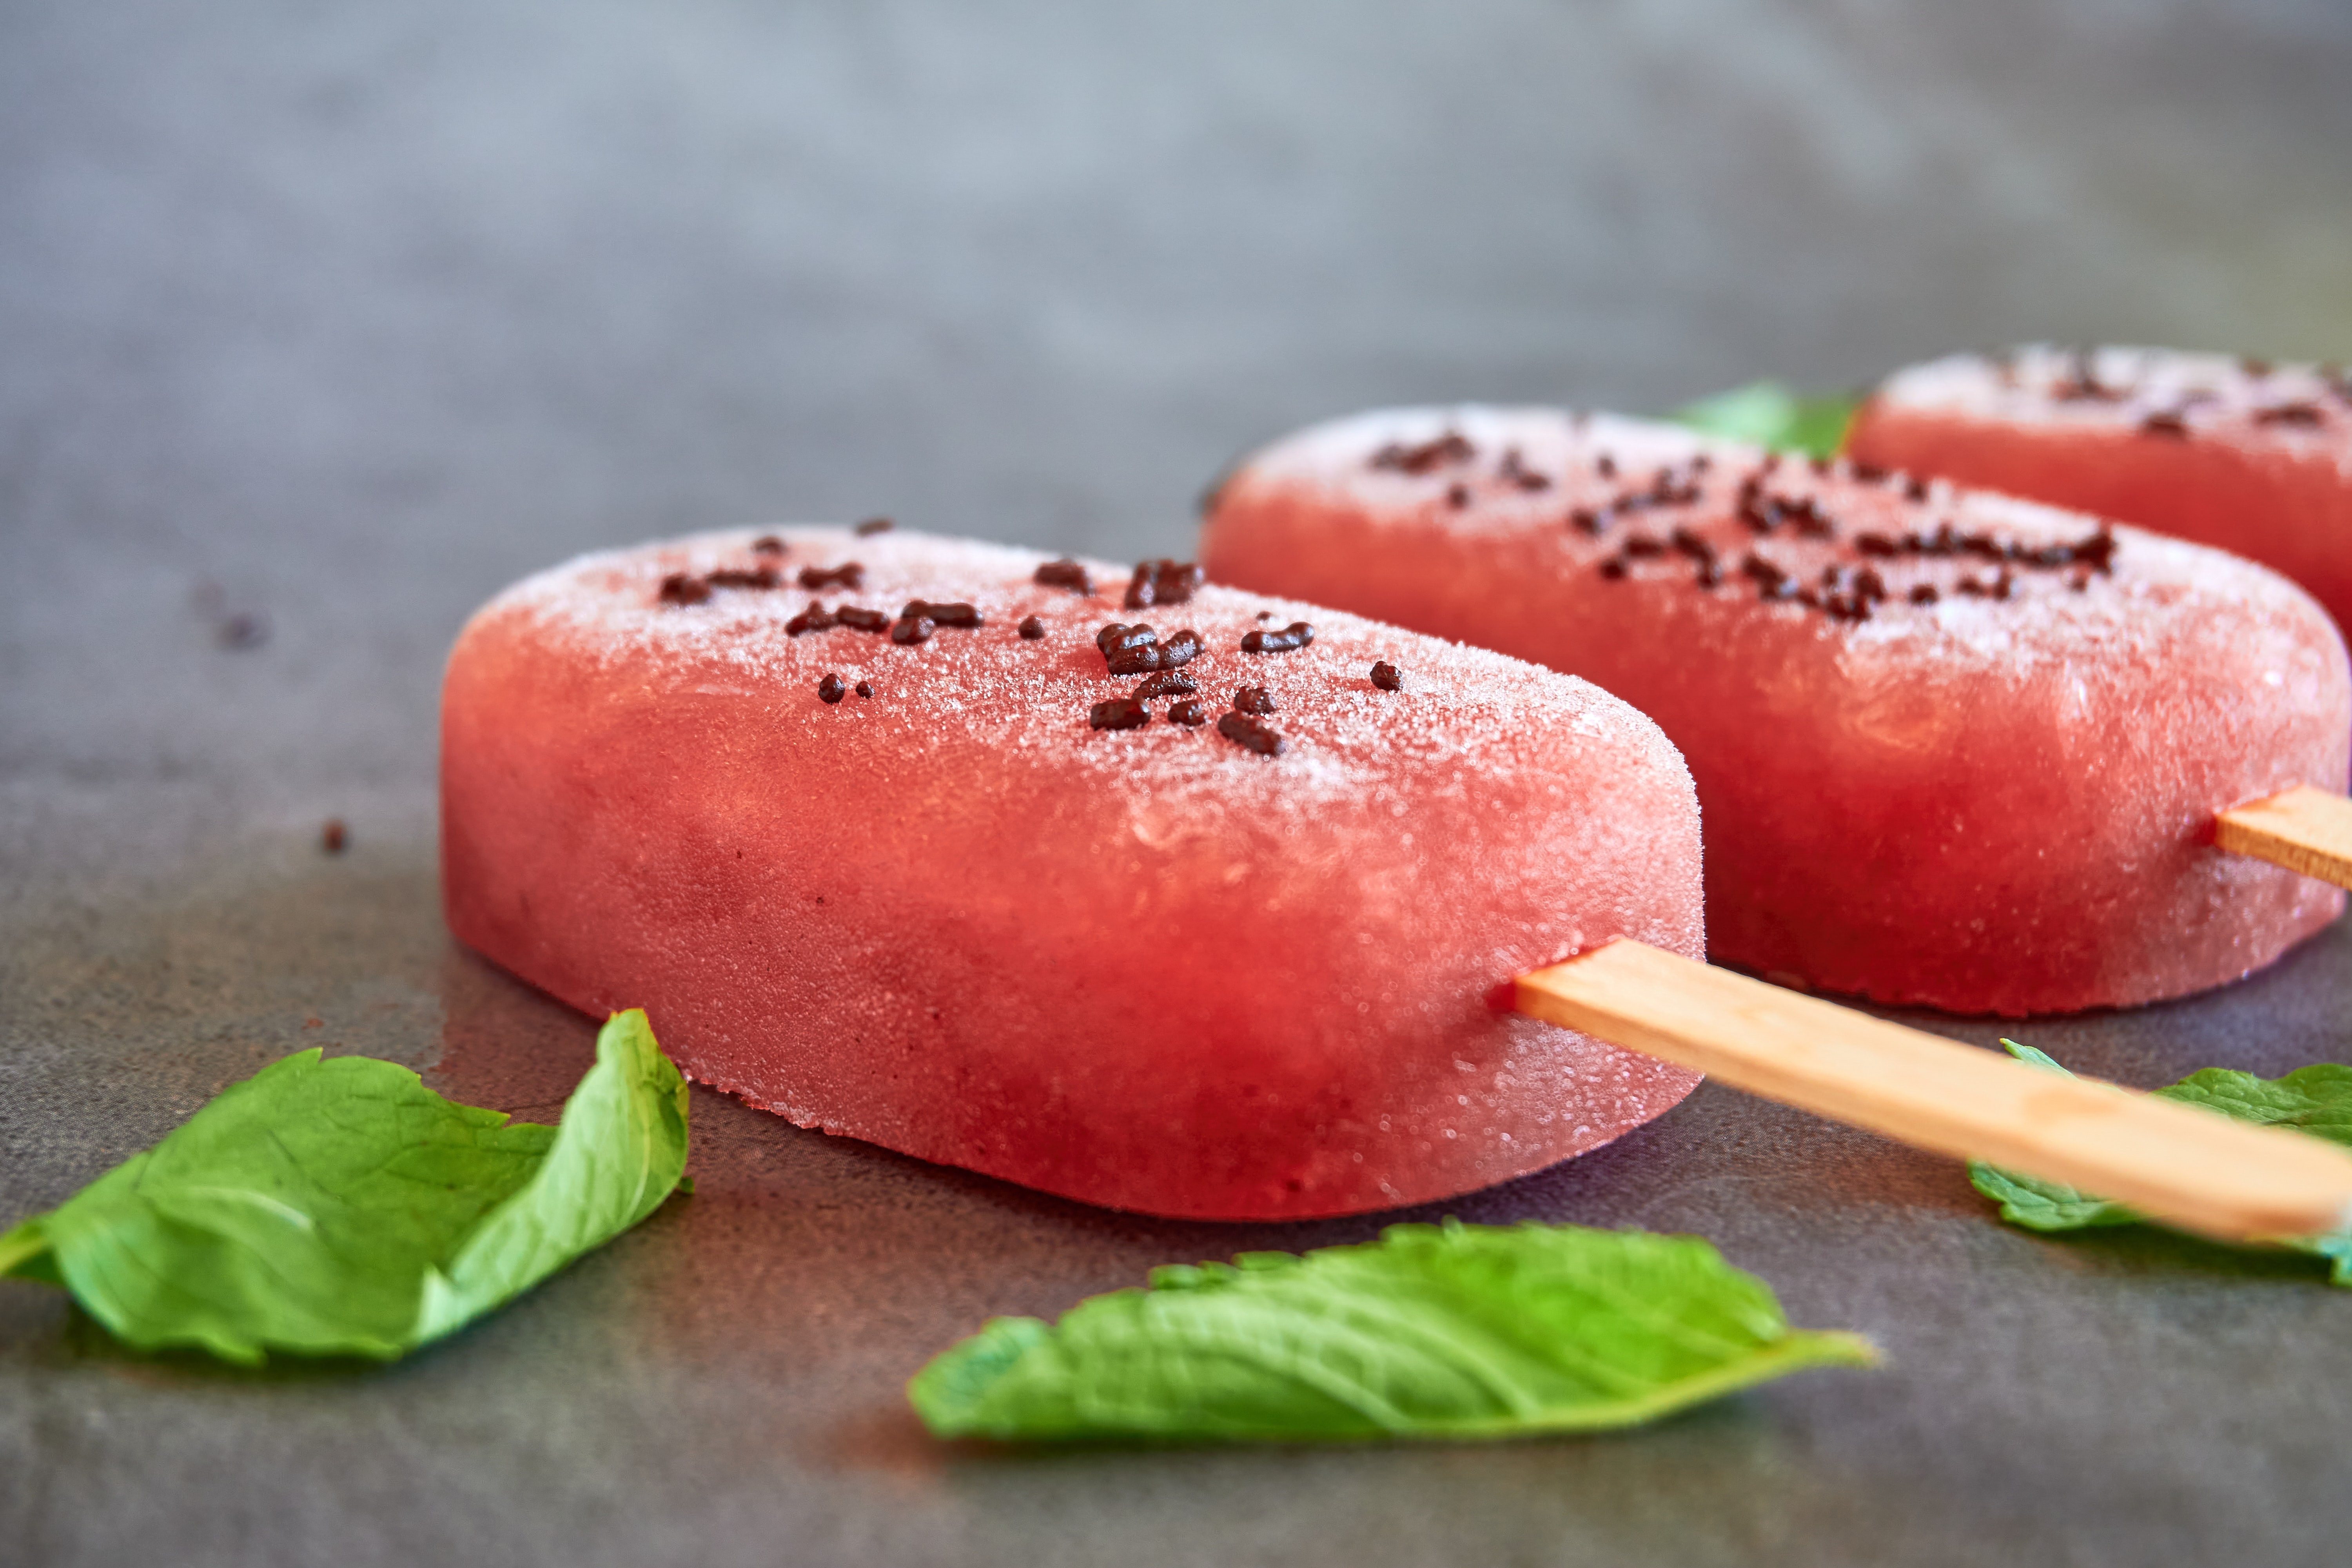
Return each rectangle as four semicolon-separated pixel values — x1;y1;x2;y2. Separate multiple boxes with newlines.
321;818;347;854
705;566;781;589
854;516;895;535
1100;624;1202;676
1217;710;1286;756
1241;621;1314;653
1090;697;1150;731
1370;661;1402;691
1570;507;1606;535
2255;402;2324;427
835;606;891;633
1370;432;1475;475
855;681;873;699
901;599;984;628
1909;584;1940;605
1134;670;1199;699
800;563;864;591
659;572;711;606
1497;448;1552;491
1098;622;1154;652
1018;615;1045;640
751;536;787;556
786;602;835;635
1035;559;1093;595
891;614;936;645
1125;559;1205;610
1232;686;1277;715
2140;410;2190;439
1168;698;1209;727
818;673;847;704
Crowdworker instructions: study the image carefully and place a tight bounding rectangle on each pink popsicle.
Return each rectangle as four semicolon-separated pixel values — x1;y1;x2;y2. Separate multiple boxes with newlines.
1200;407;2350;1016
441;528;1704;1219
1848;346;2352;634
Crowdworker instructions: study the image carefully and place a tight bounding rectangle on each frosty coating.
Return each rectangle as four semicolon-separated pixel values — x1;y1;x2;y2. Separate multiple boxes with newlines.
1201;407;2350;1016
442;528;1705;1218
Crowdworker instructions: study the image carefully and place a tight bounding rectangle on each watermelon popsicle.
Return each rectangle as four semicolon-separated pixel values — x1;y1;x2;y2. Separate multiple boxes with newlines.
1199;407;2352;1016
1847;346;2352;635
441;528;1707;1221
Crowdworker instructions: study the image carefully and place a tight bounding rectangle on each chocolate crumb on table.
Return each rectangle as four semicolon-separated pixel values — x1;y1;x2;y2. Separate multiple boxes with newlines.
215;611;270;649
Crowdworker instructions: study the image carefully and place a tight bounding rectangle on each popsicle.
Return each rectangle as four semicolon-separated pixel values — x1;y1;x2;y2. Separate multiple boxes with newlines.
441;528;1708;1220
1199;407;2351;1016
1846;346;2352;634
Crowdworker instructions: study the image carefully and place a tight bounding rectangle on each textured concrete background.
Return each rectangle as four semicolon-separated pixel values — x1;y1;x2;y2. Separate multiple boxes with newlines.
5;2;2352;1564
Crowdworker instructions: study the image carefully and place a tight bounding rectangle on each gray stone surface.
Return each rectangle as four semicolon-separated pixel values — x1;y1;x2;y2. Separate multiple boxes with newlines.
4;2;2351;1563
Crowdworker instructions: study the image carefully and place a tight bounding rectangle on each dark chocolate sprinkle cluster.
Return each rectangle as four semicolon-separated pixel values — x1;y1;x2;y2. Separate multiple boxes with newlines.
1588;454;2120;622
1125;559;1204;610
657;539;798;606
1096;622;1203;675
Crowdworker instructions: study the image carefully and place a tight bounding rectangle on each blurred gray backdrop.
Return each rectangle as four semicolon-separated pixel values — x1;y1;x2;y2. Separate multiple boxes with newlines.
9;7;2352;1566
7;0;2352;885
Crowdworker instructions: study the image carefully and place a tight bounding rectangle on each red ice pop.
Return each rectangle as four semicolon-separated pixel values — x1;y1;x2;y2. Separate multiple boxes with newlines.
1848;346;2352;635
1199;407;2350;1016
441;529;1704;1220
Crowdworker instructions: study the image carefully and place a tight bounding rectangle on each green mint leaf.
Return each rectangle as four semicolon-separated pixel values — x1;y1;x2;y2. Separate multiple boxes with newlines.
1;1009;687;1362
1669;382;1858;460
1969;1043;2352;1280
414;1009;689;1344
908;1220;1875;1444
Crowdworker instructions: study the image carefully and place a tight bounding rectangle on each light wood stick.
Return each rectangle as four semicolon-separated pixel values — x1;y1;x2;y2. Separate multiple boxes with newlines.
1516;940;2352;1243
2215;784;2352;892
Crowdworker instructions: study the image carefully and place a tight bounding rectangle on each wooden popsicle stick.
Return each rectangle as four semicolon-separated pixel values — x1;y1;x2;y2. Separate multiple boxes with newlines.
1516;940;2352;1243
2215;784;2352;892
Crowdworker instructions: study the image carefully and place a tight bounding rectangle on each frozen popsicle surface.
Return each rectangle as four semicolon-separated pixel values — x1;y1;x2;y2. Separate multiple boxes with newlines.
1849;346;2352;635
1200;408;2350;1016
441;528;1704;1219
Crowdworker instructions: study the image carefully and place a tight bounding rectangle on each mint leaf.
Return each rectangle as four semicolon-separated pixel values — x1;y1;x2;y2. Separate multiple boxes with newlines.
1669;382;1858;460
1970;1042;2352;1283
909;1220;1875;1443
2;1009;688;1362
